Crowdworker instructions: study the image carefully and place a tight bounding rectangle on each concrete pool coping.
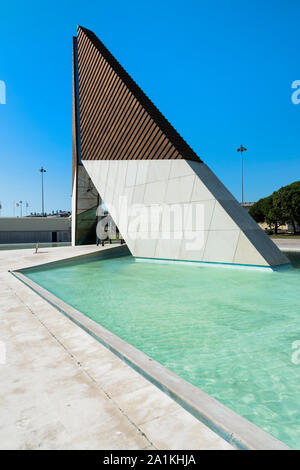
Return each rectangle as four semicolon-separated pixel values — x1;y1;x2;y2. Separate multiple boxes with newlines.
10;246;290;450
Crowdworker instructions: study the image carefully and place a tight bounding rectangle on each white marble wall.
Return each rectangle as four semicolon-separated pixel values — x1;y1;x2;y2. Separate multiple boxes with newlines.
82;159;289;268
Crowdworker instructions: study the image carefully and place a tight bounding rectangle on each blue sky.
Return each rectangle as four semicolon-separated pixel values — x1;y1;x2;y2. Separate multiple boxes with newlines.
0;0;299;216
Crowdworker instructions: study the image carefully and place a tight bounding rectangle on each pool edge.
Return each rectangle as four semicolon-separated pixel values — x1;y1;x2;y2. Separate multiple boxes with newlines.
135;256;292;272
11;267;290;451
17;243;130;273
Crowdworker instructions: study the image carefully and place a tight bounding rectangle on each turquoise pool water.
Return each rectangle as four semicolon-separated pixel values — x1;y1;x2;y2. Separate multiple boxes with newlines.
25;252;300;448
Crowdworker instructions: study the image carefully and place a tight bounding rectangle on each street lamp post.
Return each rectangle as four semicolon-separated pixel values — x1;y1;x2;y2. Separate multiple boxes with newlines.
40;167;46;216
237;145;247;205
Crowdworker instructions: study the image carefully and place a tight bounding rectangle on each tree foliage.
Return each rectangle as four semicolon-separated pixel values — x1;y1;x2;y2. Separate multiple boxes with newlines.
249;181;300;234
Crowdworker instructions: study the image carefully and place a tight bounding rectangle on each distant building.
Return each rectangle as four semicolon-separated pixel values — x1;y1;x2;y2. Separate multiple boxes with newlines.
286;221;300;232
241;202;255;212
0;217;71;244
29;210;71;218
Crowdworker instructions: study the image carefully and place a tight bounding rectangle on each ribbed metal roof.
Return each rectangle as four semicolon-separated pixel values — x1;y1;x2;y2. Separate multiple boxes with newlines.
75;25;202;162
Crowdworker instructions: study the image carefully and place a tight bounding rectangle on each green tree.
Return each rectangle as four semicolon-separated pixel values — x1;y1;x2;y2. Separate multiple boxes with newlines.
249;194;284;234
249;198;266;223
249;181;300;235
273;182;300;235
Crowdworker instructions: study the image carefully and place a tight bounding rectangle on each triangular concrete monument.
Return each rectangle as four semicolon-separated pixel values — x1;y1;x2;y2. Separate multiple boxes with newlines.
72;26;290;270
